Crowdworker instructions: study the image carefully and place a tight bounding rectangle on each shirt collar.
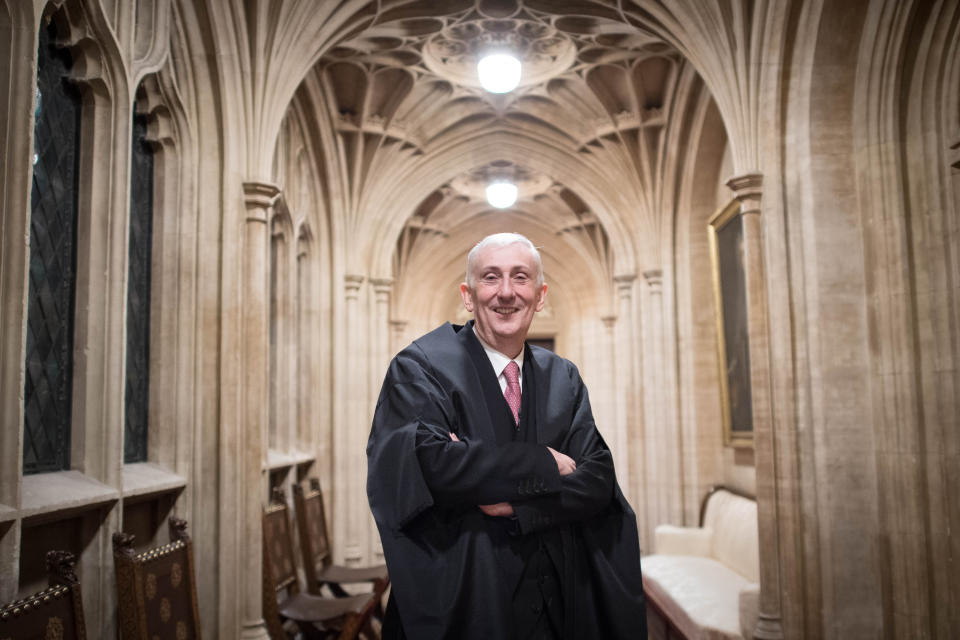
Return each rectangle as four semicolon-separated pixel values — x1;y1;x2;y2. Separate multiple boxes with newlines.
472;325;524;379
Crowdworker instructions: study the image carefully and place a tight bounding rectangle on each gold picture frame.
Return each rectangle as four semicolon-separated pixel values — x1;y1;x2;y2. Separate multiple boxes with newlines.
708;199;754;448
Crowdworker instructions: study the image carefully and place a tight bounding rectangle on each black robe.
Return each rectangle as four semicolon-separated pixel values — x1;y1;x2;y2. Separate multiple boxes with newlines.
367;322;647;639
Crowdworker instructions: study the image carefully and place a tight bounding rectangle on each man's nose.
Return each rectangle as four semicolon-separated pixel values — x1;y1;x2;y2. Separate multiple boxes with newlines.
497;278;515;298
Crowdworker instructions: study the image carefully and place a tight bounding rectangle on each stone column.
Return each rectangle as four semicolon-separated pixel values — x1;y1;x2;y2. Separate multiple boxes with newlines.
641;269;668;541
390;320;408;355
369;278;393;561
612;275;637;514
726;173;783;640
600;316;619;458
342;274;366;565
370;279;394;380
238;181;278;640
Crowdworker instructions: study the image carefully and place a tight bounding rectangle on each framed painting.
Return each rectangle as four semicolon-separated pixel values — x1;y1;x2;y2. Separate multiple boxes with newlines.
708;200;754;448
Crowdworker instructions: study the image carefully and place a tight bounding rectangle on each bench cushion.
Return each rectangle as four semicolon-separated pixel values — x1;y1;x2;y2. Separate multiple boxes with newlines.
702;490;759;583
642;554;755;640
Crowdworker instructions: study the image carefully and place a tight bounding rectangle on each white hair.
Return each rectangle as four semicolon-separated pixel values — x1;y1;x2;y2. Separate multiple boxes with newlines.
464;232;544;288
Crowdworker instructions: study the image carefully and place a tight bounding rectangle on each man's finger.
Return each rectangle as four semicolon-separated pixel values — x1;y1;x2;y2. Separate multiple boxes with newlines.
449;432;460;442
548;447;577;476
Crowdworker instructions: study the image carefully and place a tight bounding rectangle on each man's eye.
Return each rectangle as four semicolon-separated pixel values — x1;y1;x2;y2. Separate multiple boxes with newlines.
483;274;498;282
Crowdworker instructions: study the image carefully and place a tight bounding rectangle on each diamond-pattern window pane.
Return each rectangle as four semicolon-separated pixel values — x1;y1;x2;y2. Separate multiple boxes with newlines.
23;21;81;474
124;108;154;464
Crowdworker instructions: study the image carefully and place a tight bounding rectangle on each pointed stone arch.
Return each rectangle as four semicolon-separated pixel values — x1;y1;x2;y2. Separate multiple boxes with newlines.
130;63;199;483
361;131;640;284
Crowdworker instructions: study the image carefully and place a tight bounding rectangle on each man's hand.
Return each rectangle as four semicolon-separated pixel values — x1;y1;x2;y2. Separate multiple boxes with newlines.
548;446;576;476
478;502;514;517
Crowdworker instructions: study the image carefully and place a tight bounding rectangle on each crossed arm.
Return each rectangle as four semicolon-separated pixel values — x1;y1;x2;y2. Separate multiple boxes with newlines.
447;431;576;517
415;420;615;534
407;361;616;533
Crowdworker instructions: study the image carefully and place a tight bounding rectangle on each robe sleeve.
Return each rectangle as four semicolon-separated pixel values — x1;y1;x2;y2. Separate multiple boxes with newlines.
367;347;560;533
512;371;617;535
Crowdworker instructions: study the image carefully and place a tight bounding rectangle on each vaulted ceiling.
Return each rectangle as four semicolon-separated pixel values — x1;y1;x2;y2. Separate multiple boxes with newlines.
269;0;730;330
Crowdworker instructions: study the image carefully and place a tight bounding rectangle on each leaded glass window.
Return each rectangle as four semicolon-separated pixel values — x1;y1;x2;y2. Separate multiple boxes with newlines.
23;20;81;474
123;107;154;463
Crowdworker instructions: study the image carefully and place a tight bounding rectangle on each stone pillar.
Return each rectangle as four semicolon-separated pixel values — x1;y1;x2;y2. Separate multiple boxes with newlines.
238;181;278;640
641;269;668;541
390;319;408;355
369;278;393;561
612;275;638;515
342;274;366;565
726;173;783;640
370;279;394;378
597;312;628;496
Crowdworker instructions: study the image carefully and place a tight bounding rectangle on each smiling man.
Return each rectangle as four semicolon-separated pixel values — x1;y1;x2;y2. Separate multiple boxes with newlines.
367;233;647;639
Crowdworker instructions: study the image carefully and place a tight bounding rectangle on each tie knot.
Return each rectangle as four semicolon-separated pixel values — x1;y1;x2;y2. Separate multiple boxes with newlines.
503;360;520;385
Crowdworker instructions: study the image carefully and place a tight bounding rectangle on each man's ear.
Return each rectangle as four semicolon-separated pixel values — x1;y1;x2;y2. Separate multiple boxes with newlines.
460;283;474;311
534;283;548;312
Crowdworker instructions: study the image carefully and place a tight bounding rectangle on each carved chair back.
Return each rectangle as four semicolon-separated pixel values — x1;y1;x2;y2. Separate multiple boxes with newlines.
292;479;332;590
263;488;300;599
262;488;301;640
113;517;202;640
262;488;381;640
0;550;87;639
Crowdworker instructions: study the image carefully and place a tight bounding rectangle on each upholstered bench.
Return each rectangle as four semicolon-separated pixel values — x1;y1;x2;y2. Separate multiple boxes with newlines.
641;487;759;640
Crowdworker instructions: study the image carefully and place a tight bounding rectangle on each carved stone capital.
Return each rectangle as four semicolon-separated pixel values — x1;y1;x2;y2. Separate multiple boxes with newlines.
613;273;637;295
242;181;281;223
345;274;365;300
642;268;663;290
726;172;763;215
601;314;617;328
370;278;394;297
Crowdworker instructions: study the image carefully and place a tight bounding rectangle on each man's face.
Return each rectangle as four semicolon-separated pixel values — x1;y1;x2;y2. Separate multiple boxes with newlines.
460;243;547;356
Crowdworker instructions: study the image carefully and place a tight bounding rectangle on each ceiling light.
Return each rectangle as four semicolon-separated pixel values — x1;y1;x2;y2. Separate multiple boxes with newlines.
486;181;518;208
477;53;522;94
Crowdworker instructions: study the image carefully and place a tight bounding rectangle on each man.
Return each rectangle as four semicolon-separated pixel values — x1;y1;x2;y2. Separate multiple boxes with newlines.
367;233;646;639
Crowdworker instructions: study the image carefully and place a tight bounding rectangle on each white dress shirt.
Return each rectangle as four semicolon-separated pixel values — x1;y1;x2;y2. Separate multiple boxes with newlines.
473;326;524;393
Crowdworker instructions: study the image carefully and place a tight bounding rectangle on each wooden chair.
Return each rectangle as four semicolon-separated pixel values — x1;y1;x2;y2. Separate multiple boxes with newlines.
0;550;87;639
263;488;378;640
113;517;202;640
293;479;388;609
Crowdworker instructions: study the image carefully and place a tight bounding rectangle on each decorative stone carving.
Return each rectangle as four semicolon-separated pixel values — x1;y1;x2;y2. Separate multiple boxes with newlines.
449;160;553;203
422;15;577;91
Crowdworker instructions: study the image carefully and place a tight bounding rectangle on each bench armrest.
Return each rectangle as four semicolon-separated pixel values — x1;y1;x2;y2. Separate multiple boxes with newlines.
739;583;760;639
653;524;714;557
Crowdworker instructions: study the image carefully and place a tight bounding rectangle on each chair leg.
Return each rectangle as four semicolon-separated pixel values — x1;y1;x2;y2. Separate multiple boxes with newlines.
361;616;379;640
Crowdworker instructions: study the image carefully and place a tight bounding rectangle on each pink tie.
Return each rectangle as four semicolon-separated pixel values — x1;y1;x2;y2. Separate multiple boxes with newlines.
503;361;521;426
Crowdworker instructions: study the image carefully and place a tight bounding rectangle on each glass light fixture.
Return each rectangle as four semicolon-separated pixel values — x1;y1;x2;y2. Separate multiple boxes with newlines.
486;181;518;208
477;53;522;94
